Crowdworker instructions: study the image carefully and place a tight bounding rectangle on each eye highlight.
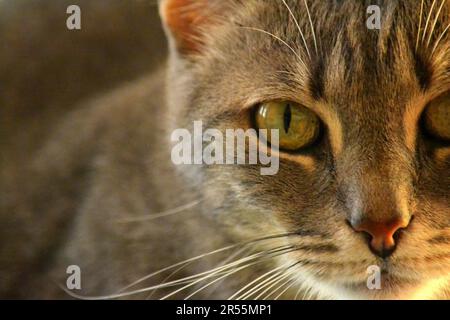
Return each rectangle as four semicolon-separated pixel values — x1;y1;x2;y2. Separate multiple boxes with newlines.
423;93;450;142
255;101;321;151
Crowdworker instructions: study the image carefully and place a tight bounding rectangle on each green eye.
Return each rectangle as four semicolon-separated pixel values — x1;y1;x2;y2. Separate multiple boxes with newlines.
423;93;450;141
255;101;321;151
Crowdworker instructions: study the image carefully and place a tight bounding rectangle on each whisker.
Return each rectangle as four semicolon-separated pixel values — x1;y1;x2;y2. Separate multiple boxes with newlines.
200;245;255;297
421;0;438;44
262;276;293;300
227;261;292;300
303;0;318;54
294;285;303;300
116;199;202;223
426;0;446;47
305;286;318;300
147;245;293;291
116;245;240;294
182;260;265;300
60;231;329;300
145;260;195;299
239;26;306;67
281;0;311;58
431;22;450;55
63;244;295;300
270;276;297;300
163;246;297;300
115;232;297;293
416;0;425;51
253;268;297;300
237;262;298;300
301;286;315;300
235;267;290;300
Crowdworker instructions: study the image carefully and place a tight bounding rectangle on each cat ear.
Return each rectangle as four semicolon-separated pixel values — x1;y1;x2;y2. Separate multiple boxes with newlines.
159;0;224;55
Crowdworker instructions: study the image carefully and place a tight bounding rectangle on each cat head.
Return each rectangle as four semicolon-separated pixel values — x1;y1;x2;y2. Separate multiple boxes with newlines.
160;0;450;299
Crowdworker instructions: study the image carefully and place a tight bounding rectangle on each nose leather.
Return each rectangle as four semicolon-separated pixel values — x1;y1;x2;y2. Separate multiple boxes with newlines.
350;217;410;258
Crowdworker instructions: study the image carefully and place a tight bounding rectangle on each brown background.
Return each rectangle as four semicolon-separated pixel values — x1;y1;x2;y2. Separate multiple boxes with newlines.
0;0;167;162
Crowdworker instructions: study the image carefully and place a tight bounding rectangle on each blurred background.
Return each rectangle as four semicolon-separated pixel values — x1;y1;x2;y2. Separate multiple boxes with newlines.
0;0;167;165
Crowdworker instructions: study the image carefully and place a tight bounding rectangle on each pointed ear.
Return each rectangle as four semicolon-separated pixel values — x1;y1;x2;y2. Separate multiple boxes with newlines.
159;0;224;55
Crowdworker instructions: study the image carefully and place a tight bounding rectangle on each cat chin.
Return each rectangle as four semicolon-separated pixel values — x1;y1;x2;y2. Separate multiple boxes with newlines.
297;273;450;300
307;282;432;300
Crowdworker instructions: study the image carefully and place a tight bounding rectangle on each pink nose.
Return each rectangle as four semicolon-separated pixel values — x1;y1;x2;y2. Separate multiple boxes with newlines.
349;218;410;258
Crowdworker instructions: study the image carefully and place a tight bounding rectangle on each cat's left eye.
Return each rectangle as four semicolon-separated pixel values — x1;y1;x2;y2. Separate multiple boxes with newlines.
255;101;322;151
422;92;450;142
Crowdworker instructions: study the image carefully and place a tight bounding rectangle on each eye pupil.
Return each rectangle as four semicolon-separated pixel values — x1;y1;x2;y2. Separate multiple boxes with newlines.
283;103;292;134
255;101;321;151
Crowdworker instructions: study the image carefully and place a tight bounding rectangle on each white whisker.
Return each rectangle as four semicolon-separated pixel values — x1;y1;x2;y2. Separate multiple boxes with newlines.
227;261;292;300
237;262;298;300
303;0;318;54
239;26;306;67
116;199;202;223
416;0;425;51
162;246;296;300
431;22;450;55
61;245;293;300
262;276;293;300
145;260;194;299
426;0;446;47
253;268;296;300
235;268;288;300
115;233;296;294
182;261;262;300
422;0;438;43
281;0;311;58
269;276;297;300
202;245;254;297
294;285;303;300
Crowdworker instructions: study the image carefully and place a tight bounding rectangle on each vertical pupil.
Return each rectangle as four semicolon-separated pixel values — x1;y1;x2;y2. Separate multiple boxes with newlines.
283;103;292;134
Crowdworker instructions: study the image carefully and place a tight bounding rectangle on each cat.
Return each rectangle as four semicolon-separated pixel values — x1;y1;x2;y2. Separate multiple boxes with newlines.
1;0;449;300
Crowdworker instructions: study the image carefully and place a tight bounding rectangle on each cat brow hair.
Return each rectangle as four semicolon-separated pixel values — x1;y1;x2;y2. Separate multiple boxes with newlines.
426;0;446;47
303;0;318;55
416;0;425;51
281;0;312;58
416;0;449;54
239;26;306;67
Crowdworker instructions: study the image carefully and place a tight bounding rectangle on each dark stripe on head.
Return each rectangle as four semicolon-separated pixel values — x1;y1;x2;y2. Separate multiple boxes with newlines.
414;53;432;91
309;55;326;101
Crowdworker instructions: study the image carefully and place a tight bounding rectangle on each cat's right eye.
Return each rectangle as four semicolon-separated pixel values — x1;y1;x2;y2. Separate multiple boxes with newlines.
422;92;450;142
255;101;322;151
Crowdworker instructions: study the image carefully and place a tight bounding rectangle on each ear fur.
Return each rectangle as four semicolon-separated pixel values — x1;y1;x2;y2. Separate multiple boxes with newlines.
159;0;226;55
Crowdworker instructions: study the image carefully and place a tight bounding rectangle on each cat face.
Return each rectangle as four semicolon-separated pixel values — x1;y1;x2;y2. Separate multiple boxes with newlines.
161;0;450;299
